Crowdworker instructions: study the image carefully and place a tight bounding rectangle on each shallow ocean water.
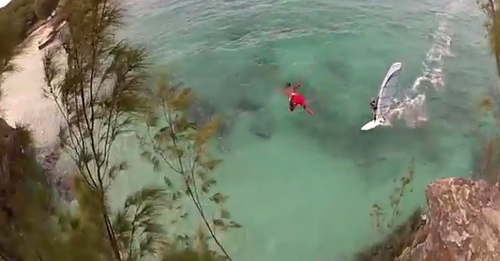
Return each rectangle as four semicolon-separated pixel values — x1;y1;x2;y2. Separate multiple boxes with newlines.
107;0;500;260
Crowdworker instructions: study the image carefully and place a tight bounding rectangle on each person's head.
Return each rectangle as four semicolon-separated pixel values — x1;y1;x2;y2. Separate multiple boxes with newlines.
286;82;292;88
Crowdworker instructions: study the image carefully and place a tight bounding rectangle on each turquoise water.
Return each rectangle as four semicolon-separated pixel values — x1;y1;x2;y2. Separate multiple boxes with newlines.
110;0;498;260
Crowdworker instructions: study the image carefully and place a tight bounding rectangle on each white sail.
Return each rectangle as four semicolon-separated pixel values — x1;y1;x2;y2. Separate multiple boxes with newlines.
375;62;402;122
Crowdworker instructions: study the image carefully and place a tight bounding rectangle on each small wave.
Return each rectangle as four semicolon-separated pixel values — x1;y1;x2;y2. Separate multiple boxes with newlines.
389;0;465;128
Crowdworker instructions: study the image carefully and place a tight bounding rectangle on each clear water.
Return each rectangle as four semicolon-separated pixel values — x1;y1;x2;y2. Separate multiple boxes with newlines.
64;0;500;260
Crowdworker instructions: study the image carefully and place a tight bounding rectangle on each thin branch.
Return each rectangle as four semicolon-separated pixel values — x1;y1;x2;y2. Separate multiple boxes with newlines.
127;202;142;259
160;100;233;261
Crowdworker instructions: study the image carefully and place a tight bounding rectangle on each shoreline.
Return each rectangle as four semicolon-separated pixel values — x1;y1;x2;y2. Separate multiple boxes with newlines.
1;16;72;198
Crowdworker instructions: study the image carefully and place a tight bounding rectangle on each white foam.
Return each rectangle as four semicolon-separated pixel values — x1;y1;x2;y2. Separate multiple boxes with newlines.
388;0;466;128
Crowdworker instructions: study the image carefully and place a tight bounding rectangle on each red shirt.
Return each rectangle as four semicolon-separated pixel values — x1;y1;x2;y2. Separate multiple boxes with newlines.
290;92;306;106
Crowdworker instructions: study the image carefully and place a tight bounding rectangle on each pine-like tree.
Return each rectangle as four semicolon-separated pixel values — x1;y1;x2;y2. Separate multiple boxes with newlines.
40;0;239;260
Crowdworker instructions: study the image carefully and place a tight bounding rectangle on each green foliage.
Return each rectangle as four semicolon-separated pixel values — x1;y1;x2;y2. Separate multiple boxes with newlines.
0;122;61;261
356;162;419;261
40;0;238;260
0;0;61;82
355;209;425;261
34;0;58;19
0;16;22;78
370;161;415;233
113;186;170;260
0;0;35;80
43;0;150;190
480;0;500;77
477;0;500;184
138;76;242;260
41;0;166;259
0;0;238;259
478;136;500;184
0;2;51;260
0;0;48;43
161;247;226;261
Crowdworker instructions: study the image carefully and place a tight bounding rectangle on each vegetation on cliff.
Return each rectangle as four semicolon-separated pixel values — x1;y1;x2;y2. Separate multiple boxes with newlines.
0;2;62;261
0;0;238;261
0;0;59;44
477;0;500;184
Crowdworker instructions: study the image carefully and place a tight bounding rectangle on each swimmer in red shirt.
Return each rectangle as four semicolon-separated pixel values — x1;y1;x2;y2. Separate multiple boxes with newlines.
279;77;313;115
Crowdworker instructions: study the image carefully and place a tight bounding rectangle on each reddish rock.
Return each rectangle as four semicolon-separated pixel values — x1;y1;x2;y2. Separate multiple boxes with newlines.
398;177;500;261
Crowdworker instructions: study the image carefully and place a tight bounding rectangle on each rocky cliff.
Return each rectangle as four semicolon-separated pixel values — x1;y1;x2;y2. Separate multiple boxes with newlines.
355;177;500;261
396;178;500;261
0;116;65;208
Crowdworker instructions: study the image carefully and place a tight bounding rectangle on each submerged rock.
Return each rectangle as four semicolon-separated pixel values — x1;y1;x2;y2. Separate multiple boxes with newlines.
190;99;233;138
168;84;235;151
225;25;251;42
396;178;500;261
189;98;217;128
216;116;233;153
235;98;261;112
189;97;234;152
249;111;274;140
323;59;350;84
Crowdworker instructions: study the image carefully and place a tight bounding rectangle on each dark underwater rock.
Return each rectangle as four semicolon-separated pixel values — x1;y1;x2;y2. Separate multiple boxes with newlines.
216;116;233;153
225;25;251;42
189;98;217;128
189;98;233;138
217;117;232;137
249;110;274;140
189;97;234;153
167;82;235;151
253;54;271;66
323;59;350;84
235;98;261;112
217;138;230;153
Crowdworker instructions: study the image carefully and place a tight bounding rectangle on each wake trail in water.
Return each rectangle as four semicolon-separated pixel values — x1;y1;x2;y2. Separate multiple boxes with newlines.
389;0;466;128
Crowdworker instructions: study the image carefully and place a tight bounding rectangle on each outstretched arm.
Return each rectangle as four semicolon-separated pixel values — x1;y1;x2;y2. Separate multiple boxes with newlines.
292;77;303;91
276;77;302;96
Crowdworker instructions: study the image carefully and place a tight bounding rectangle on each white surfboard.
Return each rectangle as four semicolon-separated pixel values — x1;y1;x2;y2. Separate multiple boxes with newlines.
361;62;402;131
361;119;382;131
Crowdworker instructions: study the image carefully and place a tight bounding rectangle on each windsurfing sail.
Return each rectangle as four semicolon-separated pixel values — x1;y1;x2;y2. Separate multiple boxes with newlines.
375;62;402;122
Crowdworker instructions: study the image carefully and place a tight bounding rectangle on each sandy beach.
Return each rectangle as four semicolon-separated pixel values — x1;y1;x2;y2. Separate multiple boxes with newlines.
0;18;73;197
0;21;64;152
